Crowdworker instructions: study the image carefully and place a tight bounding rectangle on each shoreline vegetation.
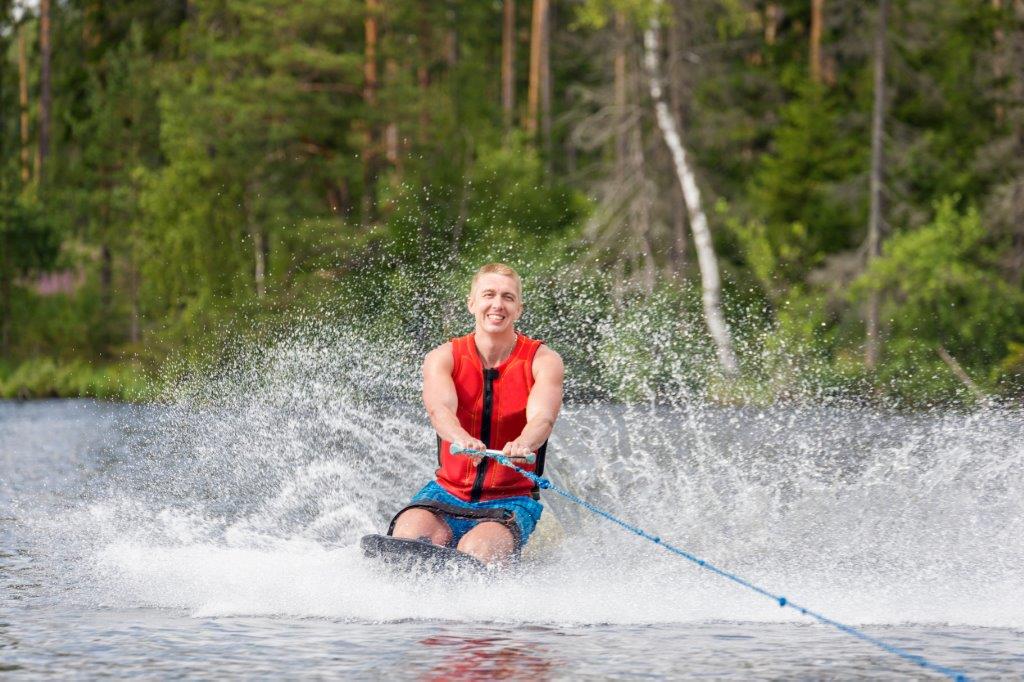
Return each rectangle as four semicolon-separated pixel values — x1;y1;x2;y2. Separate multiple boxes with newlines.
2;2;1023;406
0;367;1009;407
0;358;150;401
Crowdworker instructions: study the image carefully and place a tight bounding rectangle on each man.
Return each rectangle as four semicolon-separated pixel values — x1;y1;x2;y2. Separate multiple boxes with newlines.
388;263;564;565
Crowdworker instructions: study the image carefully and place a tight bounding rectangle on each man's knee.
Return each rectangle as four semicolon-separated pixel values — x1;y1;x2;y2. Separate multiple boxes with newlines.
457;522;516;563
391;508;452;546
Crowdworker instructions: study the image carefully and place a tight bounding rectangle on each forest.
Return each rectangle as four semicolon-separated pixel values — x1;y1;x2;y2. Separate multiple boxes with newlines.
1;0;1023;404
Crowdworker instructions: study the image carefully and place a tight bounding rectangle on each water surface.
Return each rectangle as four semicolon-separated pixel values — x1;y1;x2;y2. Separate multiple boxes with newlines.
3;397;1022;679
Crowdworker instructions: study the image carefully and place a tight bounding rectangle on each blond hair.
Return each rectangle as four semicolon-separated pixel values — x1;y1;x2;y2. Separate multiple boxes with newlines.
470;263;522;298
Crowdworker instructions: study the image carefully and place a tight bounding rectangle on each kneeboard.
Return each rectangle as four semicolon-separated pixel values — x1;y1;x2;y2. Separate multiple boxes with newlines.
360;534;485;573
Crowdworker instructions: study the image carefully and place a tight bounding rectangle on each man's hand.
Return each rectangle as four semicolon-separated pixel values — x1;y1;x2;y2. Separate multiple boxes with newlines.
502;439;536;462
456;437;488;465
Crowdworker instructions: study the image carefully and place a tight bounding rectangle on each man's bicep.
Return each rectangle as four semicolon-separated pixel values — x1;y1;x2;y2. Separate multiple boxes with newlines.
527;350;564;420
422;345;457;412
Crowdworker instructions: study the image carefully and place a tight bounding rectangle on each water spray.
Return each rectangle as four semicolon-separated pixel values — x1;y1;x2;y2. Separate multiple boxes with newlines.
450;445;971;681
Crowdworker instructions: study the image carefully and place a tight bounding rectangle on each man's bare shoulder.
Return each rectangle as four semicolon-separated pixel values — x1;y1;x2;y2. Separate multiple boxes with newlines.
423;342;454;372
533;344;564;375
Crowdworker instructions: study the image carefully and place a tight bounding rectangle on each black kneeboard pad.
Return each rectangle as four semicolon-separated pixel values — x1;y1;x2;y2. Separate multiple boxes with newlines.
360;534;486;573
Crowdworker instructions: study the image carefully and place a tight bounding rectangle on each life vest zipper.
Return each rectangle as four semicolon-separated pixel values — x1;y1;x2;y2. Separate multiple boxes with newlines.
470;368;498;502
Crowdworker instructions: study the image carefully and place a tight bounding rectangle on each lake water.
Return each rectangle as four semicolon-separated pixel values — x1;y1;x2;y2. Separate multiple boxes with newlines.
3;398;1023;679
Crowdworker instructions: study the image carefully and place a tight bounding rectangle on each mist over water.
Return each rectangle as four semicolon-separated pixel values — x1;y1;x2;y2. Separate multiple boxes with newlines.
6;268;1022;678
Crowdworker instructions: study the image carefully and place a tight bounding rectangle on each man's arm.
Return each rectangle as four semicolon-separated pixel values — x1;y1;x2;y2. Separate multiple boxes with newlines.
422;343;486;452
502;345;564;458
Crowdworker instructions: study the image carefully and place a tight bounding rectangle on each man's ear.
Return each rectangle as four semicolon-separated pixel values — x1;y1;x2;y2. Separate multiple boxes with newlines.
466;295;474;314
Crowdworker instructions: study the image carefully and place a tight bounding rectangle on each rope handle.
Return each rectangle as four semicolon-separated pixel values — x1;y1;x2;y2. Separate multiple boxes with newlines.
449;444;536;465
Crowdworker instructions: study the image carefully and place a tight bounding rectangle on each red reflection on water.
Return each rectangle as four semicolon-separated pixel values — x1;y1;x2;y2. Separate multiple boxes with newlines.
418;634;557;680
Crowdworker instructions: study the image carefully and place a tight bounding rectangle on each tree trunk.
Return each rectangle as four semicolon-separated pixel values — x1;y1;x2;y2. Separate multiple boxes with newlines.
444;25;459;67
631;123;656;294
38;0;52;181
248;228;262;296
864;0;889;371
99;176;113;311
810;0;824;84
936;346;987;402
128;250;141;345
540;1;552;159
100;244;113;309
992;0;1005;125
364;0;378;102
613;11;628;185
502;0;516;128
129;282;141;344
643;7;738;376
326;180;351;216
244;183;267;299
252;227;267;299
764;3;781;46
83;0;101;50
418;0;431;142
129;187;142;345
665;10;688;274
384;58;400;168
362;0;380;225
18;25;31;186
525;0;548;137
0;261;10;353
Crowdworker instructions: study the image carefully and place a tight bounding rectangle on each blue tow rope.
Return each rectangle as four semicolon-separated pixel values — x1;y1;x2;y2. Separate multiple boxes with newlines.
451;445;970;681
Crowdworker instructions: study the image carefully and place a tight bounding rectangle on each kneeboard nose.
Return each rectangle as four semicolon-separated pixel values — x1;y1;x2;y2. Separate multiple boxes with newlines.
360;534;485;573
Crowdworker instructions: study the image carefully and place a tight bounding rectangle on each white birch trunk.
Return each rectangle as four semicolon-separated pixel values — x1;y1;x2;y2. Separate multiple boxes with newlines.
864;0;889;370
643;8;738;376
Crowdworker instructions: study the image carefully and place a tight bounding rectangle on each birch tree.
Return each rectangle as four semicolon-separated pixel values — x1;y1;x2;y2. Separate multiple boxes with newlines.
864;0;889;370
643;1;738;376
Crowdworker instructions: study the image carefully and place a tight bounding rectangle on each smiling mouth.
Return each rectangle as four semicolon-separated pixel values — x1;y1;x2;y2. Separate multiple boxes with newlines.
486;314;506;322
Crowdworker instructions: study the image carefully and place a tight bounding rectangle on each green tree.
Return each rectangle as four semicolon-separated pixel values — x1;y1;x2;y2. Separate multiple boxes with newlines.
747;84;865;286
852;196;1024;396
137;0;365;348
0;197;58;352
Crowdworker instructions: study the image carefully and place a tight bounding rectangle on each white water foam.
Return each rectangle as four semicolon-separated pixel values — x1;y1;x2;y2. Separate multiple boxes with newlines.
57;271;1023;631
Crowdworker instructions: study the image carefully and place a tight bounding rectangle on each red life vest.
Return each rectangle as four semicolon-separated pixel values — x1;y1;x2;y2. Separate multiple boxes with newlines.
435;332;547;502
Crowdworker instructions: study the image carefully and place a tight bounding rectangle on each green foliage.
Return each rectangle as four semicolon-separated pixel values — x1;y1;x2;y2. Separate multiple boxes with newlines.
747;84;865;284
852;196;1024;395
574;0;666;30
381;135;588;264
0;357;151;400
2;0;1023;404
0;197;60;351
0;197;58;276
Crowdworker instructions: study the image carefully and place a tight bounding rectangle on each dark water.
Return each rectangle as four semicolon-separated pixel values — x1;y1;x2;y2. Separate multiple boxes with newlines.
3;399;1023;679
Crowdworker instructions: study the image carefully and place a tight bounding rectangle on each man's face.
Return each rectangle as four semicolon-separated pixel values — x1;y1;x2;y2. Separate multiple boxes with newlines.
468;273;522;334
